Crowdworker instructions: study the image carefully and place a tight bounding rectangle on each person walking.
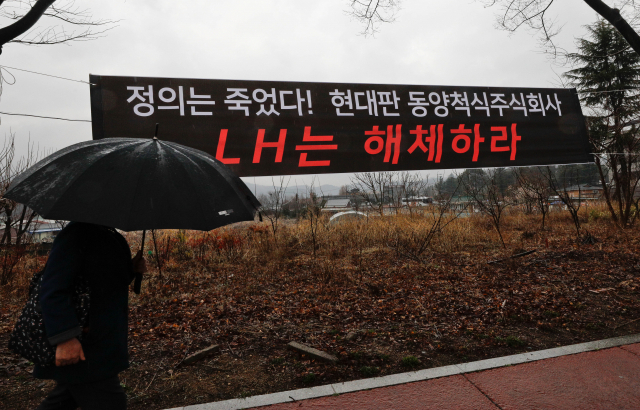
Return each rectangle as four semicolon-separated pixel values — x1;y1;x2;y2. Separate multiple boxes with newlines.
34;221;147;410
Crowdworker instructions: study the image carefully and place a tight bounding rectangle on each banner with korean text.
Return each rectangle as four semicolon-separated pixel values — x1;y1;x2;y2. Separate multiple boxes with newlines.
90;75;591;177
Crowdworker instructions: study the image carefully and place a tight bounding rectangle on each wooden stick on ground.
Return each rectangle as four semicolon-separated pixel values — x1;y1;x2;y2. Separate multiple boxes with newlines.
488;249;537;264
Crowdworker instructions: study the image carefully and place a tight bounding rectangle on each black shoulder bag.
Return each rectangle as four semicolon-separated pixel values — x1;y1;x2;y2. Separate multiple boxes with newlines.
7;267;90;367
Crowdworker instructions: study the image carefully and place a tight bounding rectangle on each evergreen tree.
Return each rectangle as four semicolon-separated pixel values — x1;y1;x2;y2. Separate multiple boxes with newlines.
495;168;516;195
565;20;640;228
438;174;460;198
458;169;486;197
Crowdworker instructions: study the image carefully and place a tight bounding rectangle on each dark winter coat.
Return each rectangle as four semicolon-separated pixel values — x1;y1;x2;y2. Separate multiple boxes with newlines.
33;222;134;383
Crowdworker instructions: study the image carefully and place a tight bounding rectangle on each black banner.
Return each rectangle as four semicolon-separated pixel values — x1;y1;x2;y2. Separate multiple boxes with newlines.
90;75;591;177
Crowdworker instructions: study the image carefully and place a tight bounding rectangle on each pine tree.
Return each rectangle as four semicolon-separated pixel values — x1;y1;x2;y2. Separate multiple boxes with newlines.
565;20;640;228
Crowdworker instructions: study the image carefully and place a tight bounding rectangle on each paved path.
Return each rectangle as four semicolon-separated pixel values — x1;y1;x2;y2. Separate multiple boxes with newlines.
260;343;640;409
168;334;640;410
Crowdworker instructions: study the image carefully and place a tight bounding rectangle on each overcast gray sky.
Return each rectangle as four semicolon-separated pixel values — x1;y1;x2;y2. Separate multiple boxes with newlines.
0;0;601;192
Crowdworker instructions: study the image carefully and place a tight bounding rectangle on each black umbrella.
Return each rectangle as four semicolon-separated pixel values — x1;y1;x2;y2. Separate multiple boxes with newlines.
4;136;261;292
4;136;260;232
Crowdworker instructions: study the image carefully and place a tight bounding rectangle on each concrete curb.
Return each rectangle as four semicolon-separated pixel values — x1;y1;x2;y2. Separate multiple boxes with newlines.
166;333;640;410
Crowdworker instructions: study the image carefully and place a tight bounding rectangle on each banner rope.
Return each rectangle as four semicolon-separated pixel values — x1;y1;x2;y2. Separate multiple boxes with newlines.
2;64;639;94
591;152;640;156
0;111;91;122
576;88;640;94
0;65;95;85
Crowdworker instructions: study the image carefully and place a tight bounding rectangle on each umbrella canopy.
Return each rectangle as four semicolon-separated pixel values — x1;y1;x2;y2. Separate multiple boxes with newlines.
4;138;261;232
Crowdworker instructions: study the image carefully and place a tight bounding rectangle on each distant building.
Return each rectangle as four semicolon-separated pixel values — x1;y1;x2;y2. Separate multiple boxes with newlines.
321;196;353;212
28;220;64;243
402;197;433;207
563;184;604;200
0;219;63;243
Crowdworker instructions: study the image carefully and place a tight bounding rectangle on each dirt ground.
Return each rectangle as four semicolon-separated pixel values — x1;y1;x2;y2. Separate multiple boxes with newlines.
1;214;640;409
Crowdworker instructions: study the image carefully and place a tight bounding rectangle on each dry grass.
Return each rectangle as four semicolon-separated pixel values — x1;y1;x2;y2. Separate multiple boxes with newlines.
0;203;621;305
1;202;639;410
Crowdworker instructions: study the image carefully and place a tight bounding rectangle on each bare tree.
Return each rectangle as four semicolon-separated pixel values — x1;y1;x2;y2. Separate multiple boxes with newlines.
0;133;40;245
350;171;395;216
390;177;466;263
387;172;407;215
292;188;302;221
304;178;324;258
390;171;428;215
346;0;401;36
348;0;640;58
482;0;640;57
0;0;117;54
542;166;583;236
594;153;640;228
0;134;40;290
460;168;511;248
514;167;552;229
258;176;290;242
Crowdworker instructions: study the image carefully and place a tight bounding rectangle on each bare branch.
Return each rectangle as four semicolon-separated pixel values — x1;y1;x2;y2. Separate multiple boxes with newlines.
258;176;291;242
482;0;640;59
0;0;118;52
350;171;395;216
45;2;117;27
346;0;640;59
0;0;55;52
459;168;512;248
346;0;401;36
0;132;43;247
583;0;640;56
540;166;583;236
9;23;115;45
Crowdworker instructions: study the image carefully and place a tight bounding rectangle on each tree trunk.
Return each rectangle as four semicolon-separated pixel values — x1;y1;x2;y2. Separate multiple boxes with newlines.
539;198;547;229
0;0;57;53
584;0;640;57
595;156;621;228
1;216;11;245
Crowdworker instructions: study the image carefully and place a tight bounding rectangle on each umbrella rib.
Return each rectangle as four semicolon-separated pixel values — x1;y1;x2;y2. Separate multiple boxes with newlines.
169;142;260;211
160;143;214;229
122;141;158;231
